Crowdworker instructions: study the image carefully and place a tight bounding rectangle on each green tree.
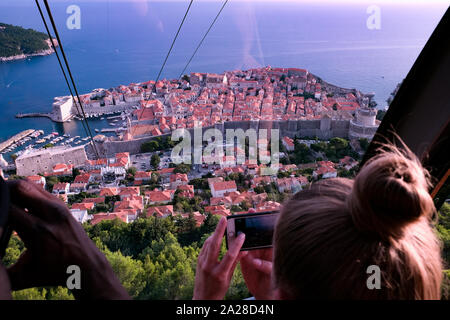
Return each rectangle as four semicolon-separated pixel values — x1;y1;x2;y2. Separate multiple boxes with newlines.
141;140;160;153
254;185;265;194
94;202;111;213
45;287;74;300
45;176;59;192
127;167;137;176
2;235;24;267
359;138;370;152
231;205;243;213
12;287;74;300
103;249;147;298
12;288;47;300
310;141;327;153
72;168;81;180
225;265;250;300
86;217;177;258
240;201;251;211
376;110;386;121
139;233;197;299
0;23;51;57
329;137;349;150
182;75;190;83
437;203;450;264
174;163;192;174
43;143;54;149
151;172;160;184
151;154;161;170
189;178;209;190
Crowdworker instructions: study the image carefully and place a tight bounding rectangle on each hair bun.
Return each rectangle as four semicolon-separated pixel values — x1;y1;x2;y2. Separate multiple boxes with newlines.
348;149;434;240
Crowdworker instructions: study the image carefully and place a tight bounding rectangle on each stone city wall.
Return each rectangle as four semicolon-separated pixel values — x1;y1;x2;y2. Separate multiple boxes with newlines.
88;119;353;158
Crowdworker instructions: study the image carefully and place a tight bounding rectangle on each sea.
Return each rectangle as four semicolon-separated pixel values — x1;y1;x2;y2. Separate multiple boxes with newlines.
0;0;448;157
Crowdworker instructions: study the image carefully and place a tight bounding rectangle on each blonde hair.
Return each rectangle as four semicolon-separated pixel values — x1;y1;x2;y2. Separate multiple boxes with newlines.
273;144;443;299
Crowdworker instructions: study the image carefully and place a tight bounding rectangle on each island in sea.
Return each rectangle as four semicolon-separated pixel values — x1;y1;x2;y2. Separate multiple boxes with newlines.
0;22;57;62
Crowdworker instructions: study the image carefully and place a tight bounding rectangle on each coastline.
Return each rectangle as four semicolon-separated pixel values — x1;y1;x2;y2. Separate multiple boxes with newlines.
0;38;58;62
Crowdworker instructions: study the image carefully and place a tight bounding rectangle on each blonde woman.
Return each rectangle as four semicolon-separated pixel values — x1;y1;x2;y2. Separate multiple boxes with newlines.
194;144;443;300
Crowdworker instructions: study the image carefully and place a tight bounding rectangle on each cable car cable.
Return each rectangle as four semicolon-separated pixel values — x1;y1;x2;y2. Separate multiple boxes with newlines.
178;0;229;80
34;0;90;144
42;0;101;159
135;0;194;128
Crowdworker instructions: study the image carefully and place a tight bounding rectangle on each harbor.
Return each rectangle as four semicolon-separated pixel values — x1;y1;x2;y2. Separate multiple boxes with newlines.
0;129;36;153
1;109;133;163
0;129;92;162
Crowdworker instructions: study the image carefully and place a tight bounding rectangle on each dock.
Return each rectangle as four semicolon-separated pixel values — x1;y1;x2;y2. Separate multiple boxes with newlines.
101;127;127;133
106;115;124;120
0;129;35;152
16;113;53;120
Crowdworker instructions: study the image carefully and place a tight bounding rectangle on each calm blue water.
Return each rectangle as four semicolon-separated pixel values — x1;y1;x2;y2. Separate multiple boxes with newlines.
0;1;448;146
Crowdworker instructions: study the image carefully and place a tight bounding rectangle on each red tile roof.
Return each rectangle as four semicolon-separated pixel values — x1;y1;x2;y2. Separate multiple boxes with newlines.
170;173;188;183
74;173;91;184
145;190;175;203
72;202;95;211
99;187;119;196
211;180;237;192
145;205;174;218
91;212;128;225
53;182;69;191
82;197;105;204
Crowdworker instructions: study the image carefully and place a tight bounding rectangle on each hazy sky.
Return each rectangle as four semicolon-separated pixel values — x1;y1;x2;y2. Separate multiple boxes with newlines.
3;0;447;7
55;0;449;3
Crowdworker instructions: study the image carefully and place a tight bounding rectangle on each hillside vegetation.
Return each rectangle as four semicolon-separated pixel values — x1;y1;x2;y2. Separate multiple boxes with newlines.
0;22;50;58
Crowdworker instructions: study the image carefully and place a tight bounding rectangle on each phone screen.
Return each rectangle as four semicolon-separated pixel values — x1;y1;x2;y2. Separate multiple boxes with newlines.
228;212;278;250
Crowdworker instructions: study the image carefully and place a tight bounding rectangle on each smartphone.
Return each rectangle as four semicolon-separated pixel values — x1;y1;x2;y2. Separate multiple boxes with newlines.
226;211;279;251
0;176;11;259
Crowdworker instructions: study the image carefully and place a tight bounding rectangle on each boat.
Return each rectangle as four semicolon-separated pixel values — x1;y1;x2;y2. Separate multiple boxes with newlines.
95;129;99;132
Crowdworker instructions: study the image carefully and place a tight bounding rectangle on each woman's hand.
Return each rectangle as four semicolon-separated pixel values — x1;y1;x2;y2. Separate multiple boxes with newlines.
240;248;273;300
193;217;246;300
0;261;11;299
6;180;130;300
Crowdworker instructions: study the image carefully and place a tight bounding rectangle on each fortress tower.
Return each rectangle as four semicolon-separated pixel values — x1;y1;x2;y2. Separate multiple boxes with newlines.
349;108;379;140
51;96;74;122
